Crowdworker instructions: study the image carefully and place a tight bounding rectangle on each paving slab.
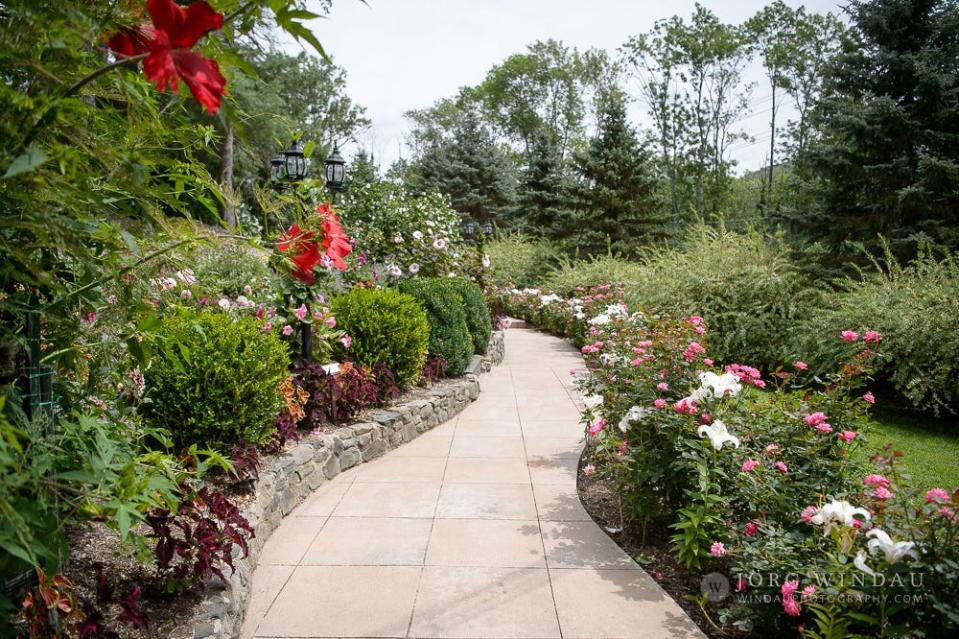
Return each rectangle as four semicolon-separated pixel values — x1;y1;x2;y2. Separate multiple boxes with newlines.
243;329;706;639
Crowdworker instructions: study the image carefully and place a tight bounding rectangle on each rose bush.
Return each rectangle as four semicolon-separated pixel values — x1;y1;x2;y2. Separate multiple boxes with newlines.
498;284;959;637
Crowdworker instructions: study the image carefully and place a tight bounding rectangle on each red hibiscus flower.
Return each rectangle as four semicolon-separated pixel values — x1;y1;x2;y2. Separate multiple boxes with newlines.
317;204;352;270
278;224;321;284
108;0;226;114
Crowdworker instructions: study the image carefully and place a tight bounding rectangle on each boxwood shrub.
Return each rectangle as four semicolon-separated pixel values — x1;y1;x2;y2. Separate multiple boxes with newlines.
143;310;289;449
397;278;473;377
331;288;429;386
445;277;492;355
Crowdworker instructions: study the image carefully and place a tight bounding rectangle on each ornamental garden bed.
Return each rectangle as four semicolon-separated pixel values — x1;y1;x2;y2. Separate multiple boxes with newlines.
498;284;959;638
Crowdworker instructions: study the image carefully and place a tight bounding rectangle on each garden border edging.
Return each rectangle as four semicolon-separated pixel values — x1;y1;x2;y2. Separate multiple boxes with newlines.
182;329;505;639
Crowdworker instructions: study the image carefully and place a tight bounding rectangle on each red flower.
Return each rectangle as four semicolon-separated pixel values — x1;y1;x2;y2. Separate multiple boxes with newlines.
108;0;226;114
317;204;352;270
278;224;321;284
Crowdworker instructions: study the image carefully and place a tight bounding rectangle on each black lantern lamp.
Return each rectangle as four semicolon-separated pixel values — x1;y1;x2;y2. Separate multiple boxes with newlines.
283;139;309;182
483;220;494;236
269;154;286;190
324;141;346;197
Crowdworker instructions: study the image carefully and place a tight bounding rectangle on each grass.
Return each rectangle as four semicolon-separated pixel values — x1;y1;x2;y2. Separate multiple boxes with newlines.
862;408;959;490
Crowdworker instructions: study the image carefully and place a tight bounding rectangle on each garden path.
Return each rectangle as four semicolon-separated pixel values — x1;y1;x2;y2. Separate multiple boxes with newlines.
241;328;705;639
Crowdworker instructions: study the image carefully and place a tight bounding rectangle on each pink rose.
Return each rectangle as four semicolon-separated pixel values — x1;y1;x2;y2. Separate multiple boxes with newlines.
744;521;759;537
735;576;747;593
804;412;828;426
654;398;667;409
815;423;834;434
801;585;817;601
841;330;859;342
863;330;882;343
326;316;337;328
838;430;858;442
588;419;607;437
926;488;950;504
741;459;761;473
775;461;788;473
800;506;819;523
874;486;893;500
863;391;875;404
709;542;725;557
794;360;808;370
864;474;889;488
703;358;714;367
657;382;668;391
281;325;294;336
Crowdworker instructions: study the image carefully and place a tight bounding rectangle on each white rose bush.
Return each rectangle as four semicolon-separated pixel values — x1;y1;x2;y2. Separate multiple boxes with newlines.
495;282;959;637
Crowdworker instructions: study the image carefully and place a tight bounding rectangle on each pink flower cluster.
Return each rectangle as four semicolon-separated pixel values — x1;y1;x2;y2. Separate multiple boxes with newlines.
803;411;834;433
781;580;801;616
581;340;604;354
725;363;765;388
682;341;706;362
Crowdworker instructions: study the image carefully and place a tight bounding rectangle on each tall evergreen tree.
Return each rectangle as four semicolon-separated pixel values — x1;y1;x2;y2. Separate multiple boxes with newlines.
406;110;516;228
795;0;959;268
517;128;573;239
569;89;662;256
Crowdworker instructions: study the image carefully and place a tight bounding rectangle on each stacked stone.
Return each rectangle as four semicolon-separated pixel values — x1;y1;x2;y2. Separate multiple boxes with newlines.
187;332;506;639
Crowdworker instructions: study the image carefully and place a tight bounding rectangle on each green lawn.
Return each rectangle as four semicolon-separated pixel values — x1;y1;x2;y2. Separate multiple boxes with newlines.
862;409;959;490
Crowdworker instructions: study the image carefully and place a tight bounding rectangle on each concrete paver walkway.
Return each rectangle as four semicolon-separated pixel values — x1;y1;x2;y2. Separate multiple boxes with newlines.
241;329;705;639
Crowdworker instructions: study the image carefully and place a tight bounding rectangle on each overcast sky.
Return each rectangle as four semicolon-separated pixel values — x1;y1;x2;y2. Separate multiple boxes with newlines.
287;0;844;173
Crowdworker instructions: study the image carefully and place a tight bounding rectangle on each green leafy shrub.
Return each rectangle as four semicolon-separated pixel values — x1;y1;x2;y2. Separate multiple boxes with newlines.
331;288;429;386
445;278;492;355
545;253;646;294
397;278;473;376
797;246;959;415
143;310;289;449
485;234;561;287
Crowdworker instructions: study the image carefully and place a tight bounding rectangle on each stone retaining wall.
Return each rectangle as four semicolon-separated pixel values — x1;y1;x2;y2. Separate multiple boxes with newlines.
183;330;506;639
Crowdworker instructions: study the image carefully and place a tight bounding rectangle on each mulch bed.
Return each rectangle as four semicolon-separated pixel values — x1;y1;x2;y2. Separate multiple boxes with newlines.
577;447;748;639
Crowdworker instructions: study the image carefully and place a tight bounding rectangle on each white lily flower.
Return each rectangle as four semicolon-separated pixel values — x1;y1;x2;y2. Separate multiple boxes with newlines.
810;500;871;536
697;419;740;451
866;529;919;564
699;371;742;398
583;395;604;410
618;406;651;432
322;363;341;376
854;550;876;577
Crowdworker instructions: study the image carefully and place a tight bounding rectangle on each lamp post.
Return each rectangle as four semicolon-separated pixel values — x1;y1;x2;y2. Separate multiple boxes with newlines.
324;141;346;203
270;139;313;360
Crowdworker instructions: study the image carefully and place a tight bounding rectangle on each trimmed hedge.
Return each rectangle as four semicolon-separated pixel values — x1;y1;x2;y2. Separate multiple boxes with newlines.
143;310;289;449
397;278;473;377
445;277;492;355
331;288;429;387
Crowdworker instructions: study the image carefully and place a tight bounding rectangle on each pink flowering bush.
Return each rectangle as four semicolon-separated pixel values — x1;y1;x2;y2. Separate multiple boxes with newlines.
501;284;959;637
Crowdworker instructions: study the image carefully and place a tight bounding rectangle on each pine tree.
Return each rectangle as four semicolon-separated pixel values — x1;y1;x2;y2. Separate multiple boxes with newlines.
568;89;662;256
516;128;574;239
794;0;959;269
407;111;516;228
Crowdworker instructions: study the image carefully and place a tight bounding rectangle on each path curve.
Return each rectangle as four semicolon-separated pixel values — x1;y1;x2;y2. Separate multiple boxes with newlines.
241;329;705;639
